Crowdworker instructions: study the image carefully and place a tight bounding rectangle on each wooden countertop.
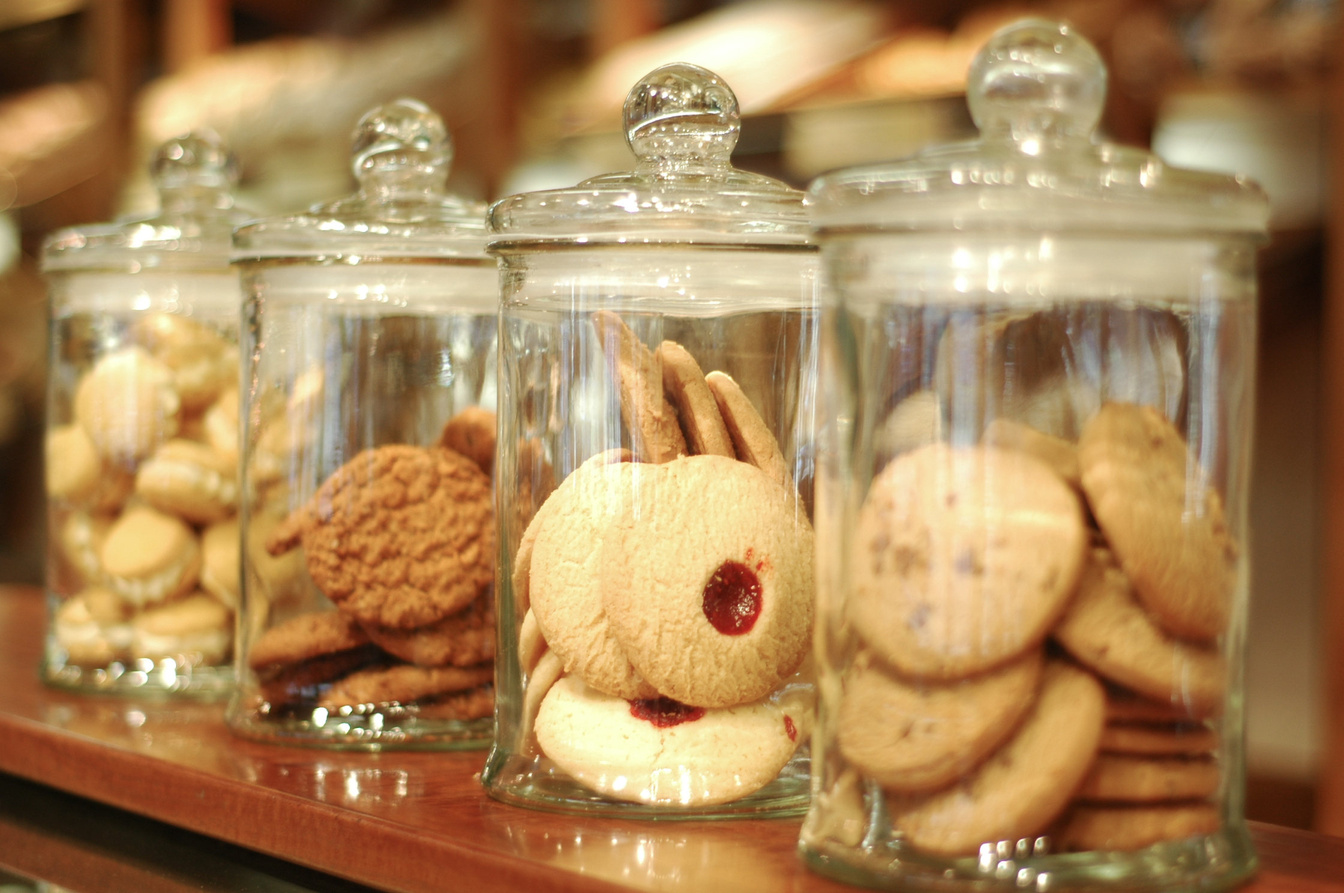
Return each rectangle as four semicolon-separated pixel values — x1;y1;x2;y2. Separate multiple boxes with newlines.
1;584;1342;893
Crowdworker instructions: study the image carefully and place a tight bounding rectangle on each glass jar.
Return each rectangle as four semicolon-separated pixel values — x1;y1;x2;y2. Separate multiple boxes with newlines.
41;132;247;695
226;99;497;748
480;63;819;817
802;20;1269;890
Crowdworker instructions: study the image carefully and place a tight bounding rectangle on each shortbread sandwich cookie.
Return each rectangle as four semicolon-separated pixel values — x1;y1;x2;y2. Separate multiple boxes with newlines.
56;511;114;586
131;592;233;665
135;438;238;524
704;370;790;488
601;454;814;708
267;444;494;630
438;406;497;477
202;387;240;464
884;661;1105;857
132;313;237;411
199;518;240;610
534;673;805;807
45;424;134;510
528;454;657;700
850;443;1086;681
53;586;133;665
837;648;1043;793
1079;402;1236;641
656;340;734;458
1053;546;1225;719
74;346;180;463
591;309;687;463
99;504;201;607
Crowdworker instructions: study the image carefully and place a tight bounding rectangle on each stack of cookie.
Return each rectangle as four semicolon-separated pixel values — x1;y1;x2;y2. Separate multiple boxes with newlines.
510;312;815;808
838;402;1232;856
46;313;240;681
245;407;497;730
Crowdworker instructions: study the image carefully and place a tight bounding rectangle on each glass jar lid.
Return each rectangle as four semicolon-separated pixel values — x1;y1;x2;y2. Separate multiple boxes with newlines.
232;98;487;262
809;19;1270;237
488;63;811;249
42;130;248;273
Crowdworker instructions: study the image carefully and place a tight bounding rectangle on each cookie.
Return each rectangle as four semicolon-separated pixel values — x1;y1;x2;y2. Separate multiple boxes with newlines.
317;661;493;710
273;445;494;629
247;610;383;708
438;406;497;476
837;648;1043;794
704;370;790;488
884;661;1105;856
874;390;943;456
132;313;237;411
656;340;734;458
850;443;1086;681
135;438;238;524
56;511;113;586
511;448;629;616
518;608;546;674
74;346;180;463
99;504;202;607
52;586;133;665
199;518;240;610
1076;754;1220;803
1079;403;1235;641
528;454;657;700
982;417;1081;489
45;424;134;510
244;511;309;617
202;387;240;464
599;455;813;708
534;673;805;807
410;685;495;720
1105;686;1204;724
520;649;563;747
591;310;687;463
360;594;495;668
1053;546;1225;719
131;592;233;665
1053;803;1220;852
1099;722;1219;756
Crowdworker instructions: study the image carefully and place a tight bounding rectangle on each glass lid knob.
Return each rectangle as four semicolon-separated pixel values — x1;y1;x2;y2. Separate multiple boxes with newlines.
966;19;1106;144
624;62;740;173
150;130;238;210
351;97;452;197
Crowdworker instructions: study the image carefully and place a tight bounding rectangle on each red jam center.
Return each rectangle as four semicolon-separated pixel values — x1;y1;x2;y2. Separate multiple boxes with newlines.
702;560;762;635
785;715;797;742
629;696;706;728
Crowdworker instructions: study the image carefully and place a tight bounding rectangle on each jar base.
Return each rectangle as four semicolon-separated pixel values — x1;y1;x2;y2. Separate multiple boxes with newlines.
225;702;492;752
41;656;233;698
799;825;1258;892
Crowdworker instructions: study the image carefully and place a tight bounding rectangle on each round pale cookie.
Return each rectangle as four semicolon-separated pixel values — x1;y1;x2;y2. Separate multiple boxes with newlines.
534;674;805;807
100;504;202;608
602;454;814;709
518;608;546;674
837;648;1043;794
56;511;114;586
132;313;237;411
703;370;790;488
1100;722;1219;756
885;660;1106;857
850;443;1087;681
1053;546;1226;719
1079;402;1235;641
131;592;233;665
519;650;563;747
438;406;497;477
199;518;240;610
317;661;493;710
135;438;238;524
591;309;687;463
202;387;240;464
1053;803;1221;852
656;340;734;458
45;424;134;510
281;445;494;629
53;586;133;665
982;417;1081;489
360;594;495;668
874;389;943;456
74;346;180;463
529;454;657;700
1076;754;1221;803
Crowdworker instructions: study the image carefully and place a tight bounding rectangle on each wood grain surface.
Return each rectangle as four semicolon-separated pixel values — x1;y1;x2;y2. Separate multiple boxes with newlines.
0;585;1340;893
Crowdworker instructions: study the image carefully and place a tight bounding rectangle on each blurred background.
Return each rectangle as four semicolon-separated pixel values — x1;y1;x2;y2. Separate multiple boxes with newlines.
0;0;1336;834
